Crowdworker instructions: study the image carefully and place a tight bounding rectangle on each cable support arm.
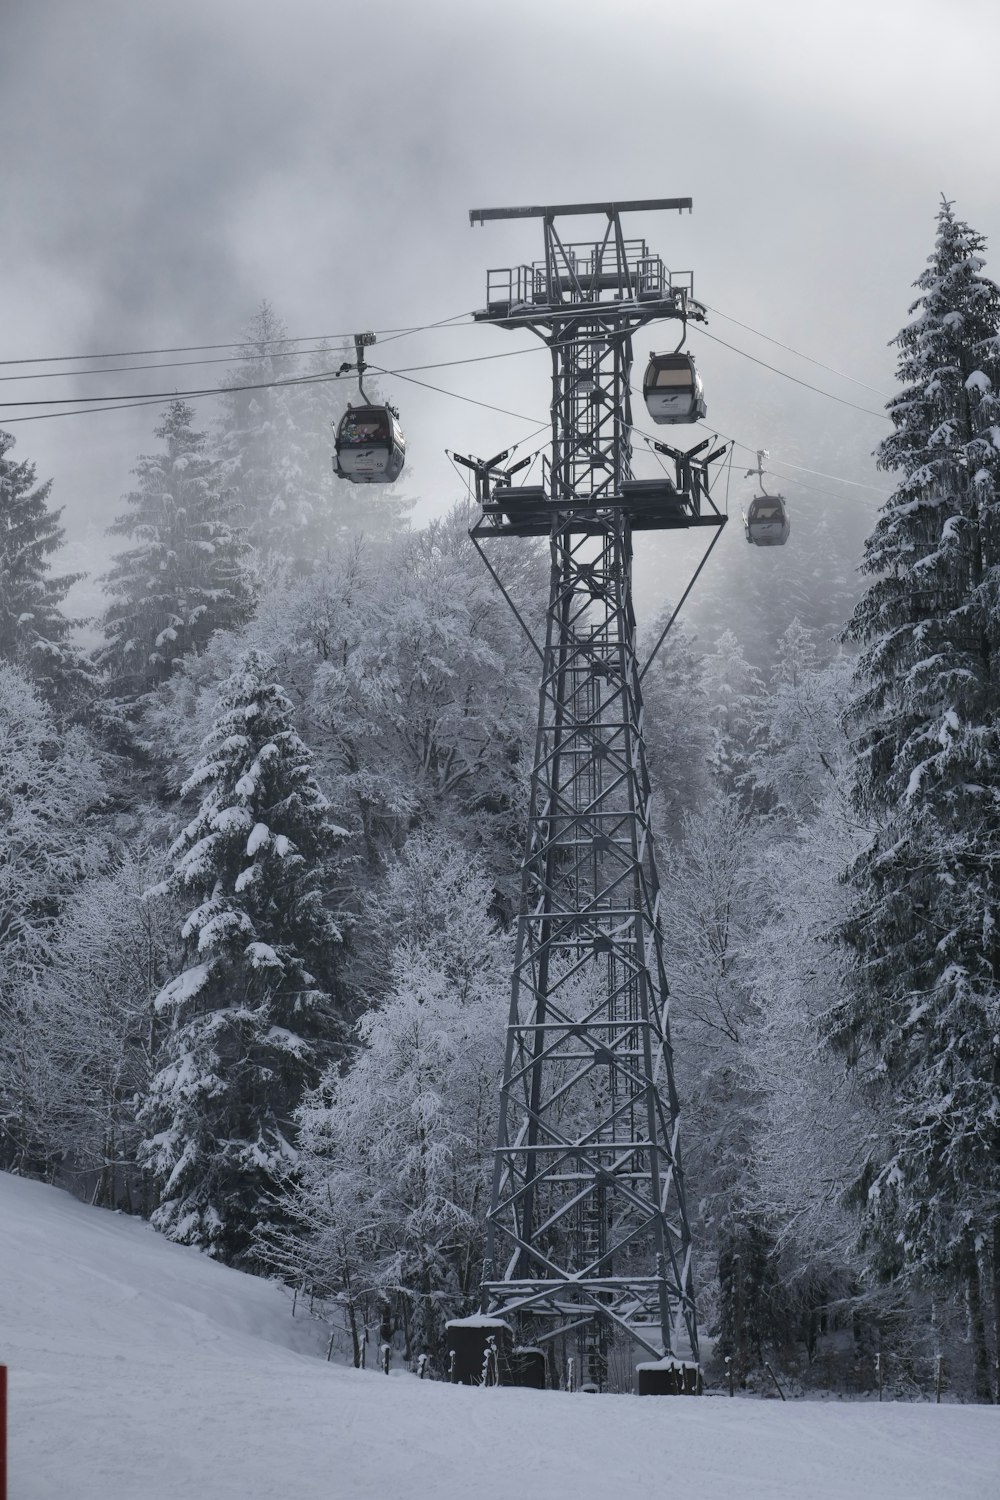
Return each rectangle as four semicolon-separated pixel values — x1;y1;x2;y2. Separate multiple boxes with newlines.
638;521;728;683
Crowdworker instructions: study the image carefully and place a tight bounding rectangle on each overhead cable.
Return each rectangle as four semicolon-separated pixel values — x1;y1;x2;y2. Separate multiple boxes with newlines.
0;310;477;370
690;328;890;421
685;418;890;495
701;303;892;399
0;345;544;413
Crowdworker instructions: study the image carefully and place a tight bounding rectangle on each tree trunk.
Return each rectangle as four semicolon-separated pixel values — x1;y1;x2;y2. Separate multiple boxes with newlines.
378;1296;392;1357
967;1247;993;1403
346;1297;361;1370
992;1218;1000;1404
400;1295;412;1364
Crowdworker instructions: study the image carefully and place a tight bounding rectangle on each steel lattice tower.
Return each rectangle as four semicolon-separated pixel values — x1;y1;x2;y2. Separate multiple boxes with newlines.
464;199;727;1390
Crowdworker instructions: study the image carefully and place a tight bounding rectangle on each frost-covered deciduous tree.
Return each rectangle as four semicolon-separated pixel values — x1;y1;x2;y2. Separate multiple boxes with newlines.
100;401;251;700
701;628;768;806
0;664;106;1173
755;622;852;825
0;429;90;712
641;616;712;841
296;511;536;875
836;199;1000;1400
748;784;872;1351
264;833;508;1368
139;649;348;1262
661;792;778;1374
23;848;183;1209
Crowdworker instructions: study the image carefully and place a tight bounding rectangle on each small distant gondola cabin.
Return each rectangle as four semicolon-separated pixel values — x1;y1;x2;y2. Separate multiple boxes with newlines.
334;404;406;484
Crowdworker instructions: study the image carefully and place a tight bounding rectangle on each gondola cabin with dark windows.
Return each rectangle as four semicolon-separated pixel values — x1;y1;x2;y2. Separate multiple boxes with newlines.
642;352;706;425
743;491;790;547
332;331;406;485
333;403;405;485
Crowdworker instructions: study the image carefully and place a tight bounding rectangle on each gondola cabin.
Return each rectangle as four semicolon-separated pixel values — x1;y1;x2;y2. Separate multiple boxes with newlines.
642;352;706;425
743;493;790;547
334;404;405;484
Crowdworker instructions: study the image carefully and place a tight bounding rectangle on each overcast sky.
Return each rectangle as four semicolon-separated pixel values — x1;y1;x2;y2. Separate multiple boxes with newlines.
3;0;999;619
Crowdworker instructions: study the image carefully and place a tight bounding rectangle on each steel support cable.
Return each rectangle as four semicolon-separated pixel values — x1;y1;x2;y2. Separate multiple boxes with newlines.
638;523;728;684
689;326;890;421
700;302;892;399
683;418;891;500
5;350;891;519
0;351;550;427
0;310;478;369
2;395;187;425
0;312;491;386
627;391;891;497
0;345;545;411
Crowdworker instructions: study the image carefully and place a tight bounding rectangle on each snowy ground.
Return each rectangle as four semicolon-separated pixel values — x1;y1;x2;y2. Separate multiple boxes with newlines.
1;1173;996;1500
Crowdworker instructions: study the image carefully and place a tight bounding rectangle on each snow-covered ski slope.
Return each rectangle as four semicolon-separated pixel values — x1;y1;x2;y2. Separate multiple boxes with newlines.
1;1173;996;1500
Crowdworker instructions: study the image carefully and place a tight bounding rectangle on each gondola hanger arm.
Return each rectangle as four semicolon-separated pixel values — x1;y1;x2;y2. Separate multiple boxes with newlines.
353;330;376;404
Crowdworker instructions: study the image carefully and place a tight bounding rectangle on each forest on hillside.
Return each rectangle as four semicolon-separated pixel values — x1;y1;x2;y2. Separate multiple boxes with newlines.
0;202;997;1403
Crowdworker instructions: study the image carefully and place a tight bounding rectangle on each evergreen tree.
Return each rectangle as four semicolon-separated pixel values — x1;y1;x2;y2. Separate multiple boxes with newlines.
0;429;89;710
139;649;347;1262
100;401;251;699
835;199;1000;1400
214;304;315;560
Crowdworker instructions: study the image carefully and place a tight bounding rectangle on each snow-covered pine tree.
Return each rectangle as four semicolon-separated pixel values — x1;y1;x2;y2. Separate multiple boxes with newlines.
835;198;1000;1400
0;429;90;712
139;649;347;1263
99;401;251;699
213;304;317;561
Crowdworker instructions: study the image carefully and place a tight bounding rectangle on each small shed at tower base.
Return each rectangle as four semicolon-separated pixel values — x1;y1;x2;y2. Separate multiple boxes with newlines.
636;1356;703;1395
445;1316;513;1385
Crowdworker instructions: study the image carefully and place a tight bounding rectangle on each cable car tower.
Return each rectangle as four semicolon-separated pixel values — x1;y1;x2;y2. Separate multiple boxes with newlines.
462;198;728;1391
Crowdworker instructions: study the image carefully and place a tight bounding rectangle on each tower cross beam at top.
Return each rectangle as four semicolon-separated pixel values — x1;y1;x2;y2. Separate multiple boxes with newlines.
469;198;692;225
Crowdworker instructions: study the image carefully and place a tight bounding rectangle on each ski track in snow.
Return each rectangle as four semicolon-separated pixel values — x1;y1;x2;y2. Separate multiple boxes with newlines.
1;1173;997;1500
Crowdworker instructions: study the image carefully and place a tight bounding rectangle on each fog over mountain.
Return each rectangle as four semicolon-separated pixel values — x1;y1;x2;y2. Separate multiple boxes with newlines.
3;0;998;633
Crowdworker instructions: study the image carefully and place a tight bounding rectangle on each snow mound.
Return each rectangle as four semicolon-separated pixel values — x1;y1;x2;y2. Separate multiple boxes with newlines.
1;1173;997;1500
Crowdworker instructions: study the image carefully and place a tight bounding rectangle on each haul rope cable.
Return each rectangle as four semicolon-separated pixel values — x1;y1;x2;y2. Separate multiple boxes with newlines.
4;369;889;513
0;310;894;508
700;303;892;399
0;346;547;414
0;313;483;384
689;327;890;421
0;311;478;369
